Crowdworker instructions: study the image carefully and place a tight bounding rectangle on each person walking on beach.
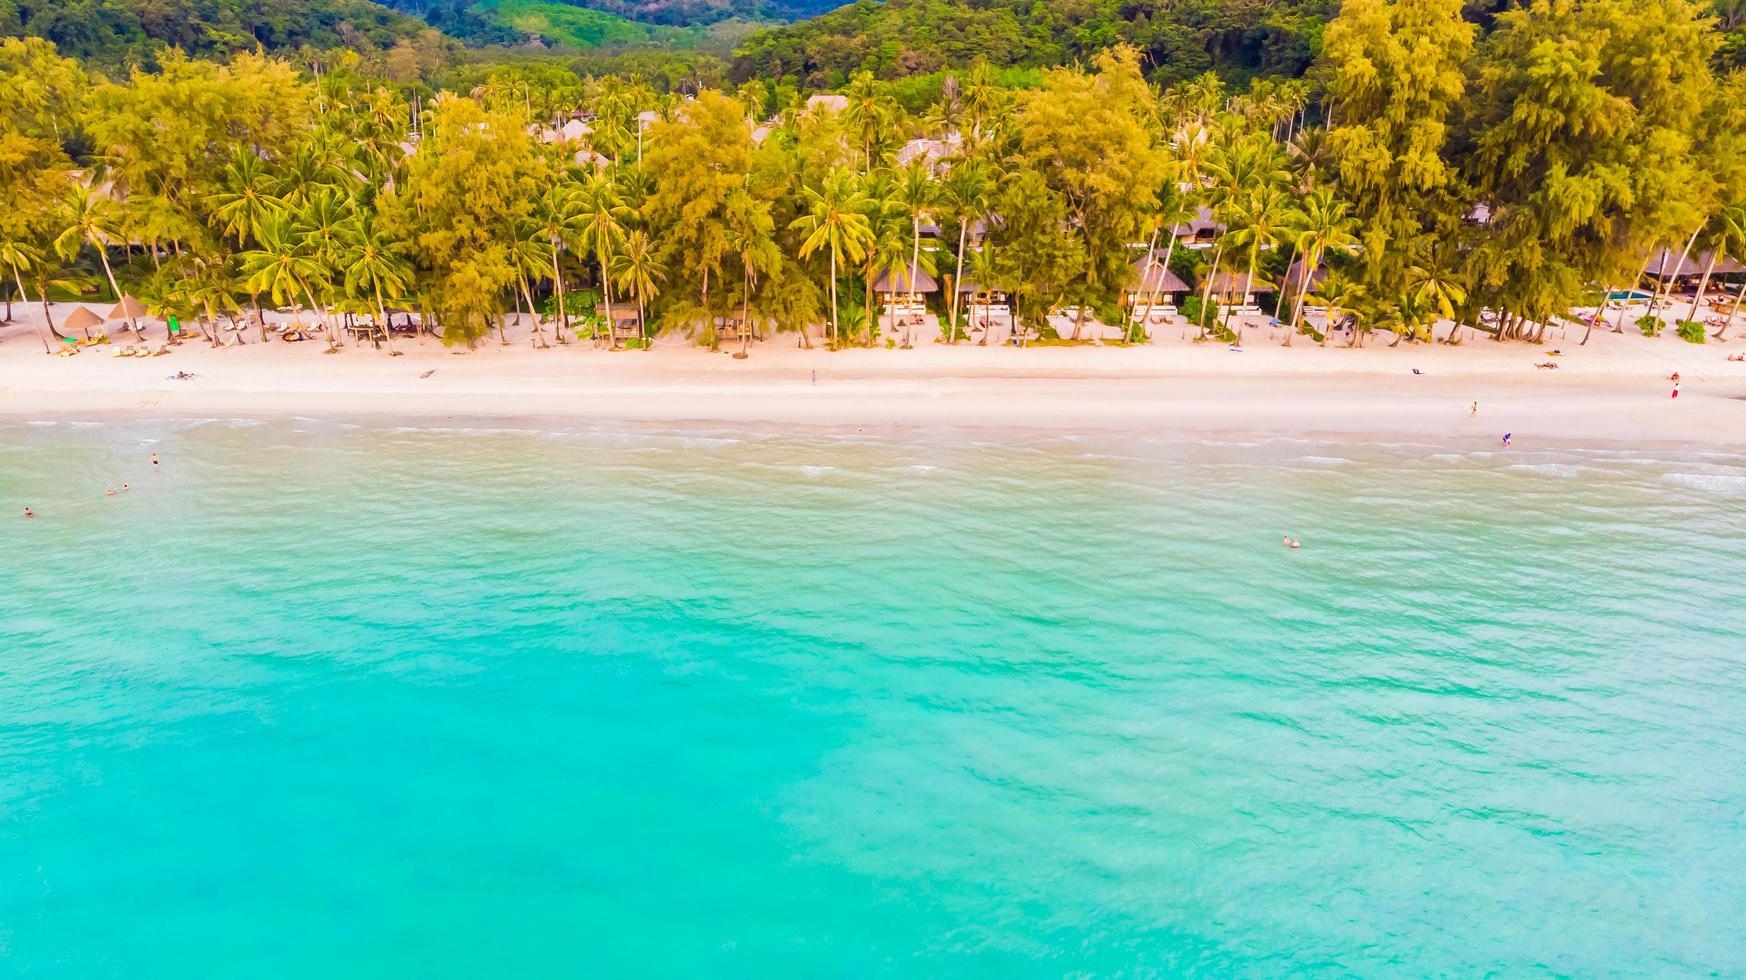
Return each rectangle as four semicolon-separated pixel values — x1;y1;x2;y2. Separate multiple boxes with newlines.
150;453;159;467
1471;402;1478;418
1671;379;1680;399
1502;433;1512;448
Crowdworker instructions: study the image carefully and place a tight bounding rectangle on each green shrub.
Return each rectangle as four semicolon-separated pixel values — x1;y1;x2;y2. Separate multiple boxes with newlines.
1180;295;1220;328
1676;320;1706;344
1637;315;1664;337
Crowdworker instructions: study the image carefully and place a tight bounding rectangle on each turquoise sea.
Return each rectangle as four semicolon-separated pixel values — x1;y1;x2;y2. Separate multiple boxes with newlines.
2;418;1744;976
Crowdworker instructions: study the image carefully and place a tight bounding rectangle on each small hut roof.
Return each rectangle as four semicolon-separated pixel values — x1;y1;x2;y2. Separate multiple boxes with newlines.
1645;248;1745;277
63;307;105;331
108;295;148;319
873;268;938;293
1131;262;1190;294
1173;206;1224;237
806;93;847;112
1203;271;1269;293
1285;258;1329;290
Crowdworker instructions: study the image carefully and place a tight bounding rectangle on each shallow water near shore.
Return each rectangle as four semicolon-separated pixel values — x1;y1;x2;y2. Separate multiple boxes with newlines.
3;419;1744;975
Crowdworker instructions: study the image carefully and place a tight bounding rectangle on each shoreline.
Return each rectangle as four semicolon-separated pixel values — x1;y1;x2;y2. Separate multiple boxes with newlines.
5;311;1746;450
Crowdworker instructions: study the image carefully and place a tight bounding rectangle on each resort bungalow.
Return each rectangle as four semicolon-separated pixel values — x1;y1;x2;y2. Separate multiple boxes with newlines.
953;276;1010;318
1128;251;1190;314
1643;248;1744;291
1280;257;1328;300
1173;206;1224;249
595;304;643;345
1200;271;1265;311
806;93;848;113
874;268;937;315
896;136;958;172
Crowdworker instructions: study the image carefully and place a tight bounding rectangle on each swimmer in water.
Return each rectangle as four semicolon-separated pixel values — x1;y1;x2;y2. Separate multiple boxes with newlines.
150;453;159;466
23;506;33;518
105;489;116;497
1289;537;1302;549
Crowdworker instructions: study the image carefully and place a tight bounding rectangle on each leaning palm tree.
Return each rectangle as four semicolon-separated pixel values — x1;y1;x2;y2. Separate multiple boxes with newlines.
55;186;142;341
340;214;414;353
611;228;666;348
1143;184;1199;324
1285;189;1359;347
0;238;56;353
1699;201;1746;338
791;168;874;348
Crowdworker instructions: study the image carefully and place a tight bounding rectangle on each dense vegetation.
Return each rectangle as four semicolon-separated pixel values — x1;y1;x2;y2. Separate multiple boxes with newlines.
0;0;430;65
732;0;1332;88
2;0;1744;359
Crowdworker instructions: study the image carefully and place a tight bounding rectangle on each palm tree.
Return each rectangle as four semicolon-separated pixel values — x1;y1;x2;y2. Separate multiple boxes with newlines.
578;171;632;343
940;160;991;344
1310;271;1365;348
55;186;141;341
1285;189;1359;347
1699;202;1746;337
791;168;874;348
893;162;937;316
208;148;281;248
1142;184;1198;327
1404;245;1468;345
340;214;414;353
238;216;326;339
724;191;779;357
842;71;896;173
533;183;585;343
0;238;55;353
1222;184;1296;345
291;187;353;345
611;228;666;348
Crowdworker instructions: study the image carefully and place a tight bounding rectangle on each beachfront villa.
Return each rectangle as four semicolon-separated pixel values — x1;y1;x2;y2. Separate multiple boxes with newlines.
1128;253;1191;315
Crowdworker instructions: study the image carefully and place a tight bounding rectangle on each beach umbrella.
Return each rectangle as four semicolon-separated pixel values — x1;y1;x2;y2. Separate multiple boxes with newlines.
108;295;149;320
63;306;104;338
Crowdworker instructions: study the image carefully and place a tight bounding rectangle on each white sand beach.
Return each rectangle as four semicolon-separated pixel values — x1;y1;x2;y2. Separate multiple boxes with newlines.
3;305;1745;448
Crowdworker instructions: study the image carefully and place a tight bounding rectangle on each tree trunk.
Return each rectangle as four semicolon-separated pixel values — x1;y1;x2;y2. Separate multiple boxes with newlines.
551;249;569;344
1649;228;1701;319
1715;276;1746;340
1616;246;1654;332
741;265;753;358
1151;228;1179;315
600;252;618;349
1286;245;1316;348
828;250;839;347
1228;250;1258;346
949;223;967;345
11;262;50;353
377;282;396;353
519;275;544;350
95;245;143;341
1686;249;1720;325
908;215;922;345
1198;243;1224;340
862;265;873;347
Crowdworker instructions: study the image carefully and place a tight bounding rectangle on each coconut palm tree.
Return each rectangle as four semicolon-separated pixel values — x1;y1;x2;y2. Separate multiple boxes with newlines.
842;72;896;173
893;162;937;316
1698;201;1746;337
208;148;281;248
238;216;326;339
1141;183;1198;327
611;228;666;348
1222;184;1297;345
1403;244;1469;345
578;170;632;342
0;238;55;353
791;168;874;348
54;186;141;340
724;191;779;357
340;213;414;353
1285;189;1359;347
533;183;585;344
940;160;991;344
1310;271;1366;348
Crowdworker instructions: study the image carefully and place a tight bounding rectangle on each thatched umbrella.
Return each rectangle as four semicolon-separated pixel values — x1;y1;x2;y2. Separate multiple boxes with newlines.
63;306;103;340
107;294;149;340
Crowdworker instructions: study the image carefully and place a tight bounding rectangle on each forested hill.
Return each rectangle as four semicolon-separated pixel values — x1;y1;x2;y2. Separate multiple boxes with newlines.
0;0;435;65
731;0;1333;87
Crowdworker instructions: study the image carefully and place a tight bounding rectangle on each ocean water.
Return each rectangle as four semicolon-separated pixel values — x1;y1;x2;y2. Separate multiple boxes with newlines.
2;419;1744;976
